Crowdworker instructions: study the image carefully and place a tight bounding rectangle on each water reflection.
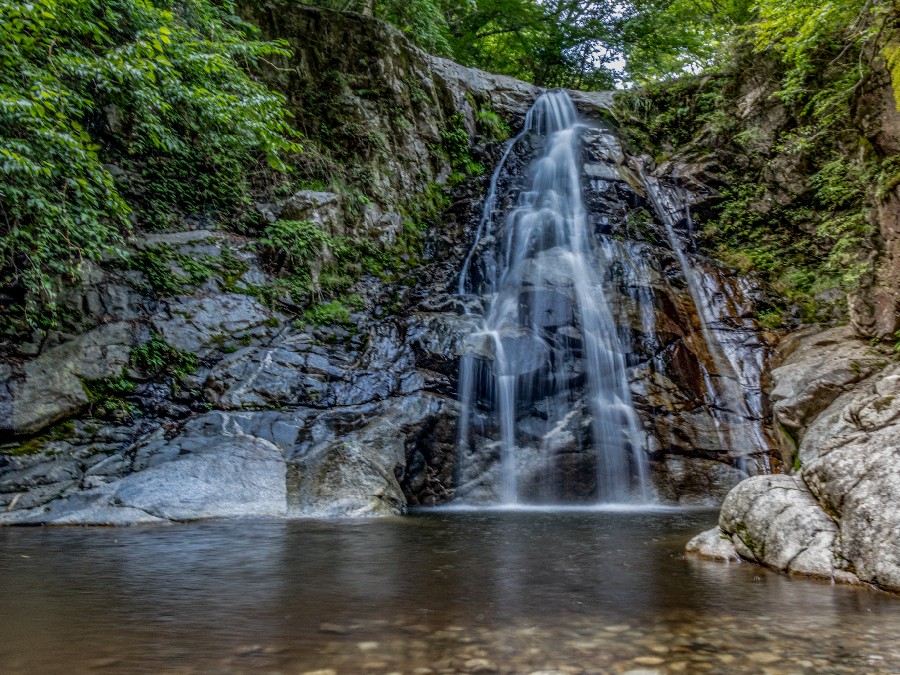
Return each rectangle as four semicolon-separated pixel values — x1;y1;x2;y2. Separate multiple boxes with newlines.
0;511;897;673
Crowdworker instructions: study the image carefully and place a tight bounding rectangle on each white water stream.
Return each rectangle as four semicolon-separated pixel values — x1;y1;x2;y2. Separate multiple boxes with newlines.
456;91;648;505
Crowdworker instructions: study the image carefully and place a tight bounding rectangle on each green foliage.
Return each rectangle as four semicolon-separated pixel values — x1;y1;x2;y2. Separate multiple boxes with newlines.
757;309;785;331
258;220;330;276
441;0;618;89
811;158;876;288
614;75;731;158
131;331;199;386
475;106;510;141
303;299;351;326
378;0;452;56
614;0;900;323
883;43;900;111
0;0;300;324
82;375;137;418
4;420;75;456
125;243;248;296
611;0;749;84
441;113;484;177
343;293;366;310
254;181;447;320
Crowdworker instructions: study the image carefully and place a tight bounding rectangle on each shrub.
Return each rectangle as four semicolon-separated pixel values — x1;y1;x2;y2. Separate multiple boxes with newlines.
0;0;300;324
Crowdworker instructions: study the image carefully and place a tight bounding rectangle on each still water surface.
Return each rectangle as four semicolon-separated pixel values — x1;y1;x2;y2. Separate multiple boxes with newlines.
0;509;898;674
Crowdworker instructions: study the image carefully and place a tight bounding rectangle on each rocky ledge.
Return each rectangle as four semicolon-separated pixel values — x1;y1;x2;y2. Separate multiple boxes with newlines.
687;325;900;593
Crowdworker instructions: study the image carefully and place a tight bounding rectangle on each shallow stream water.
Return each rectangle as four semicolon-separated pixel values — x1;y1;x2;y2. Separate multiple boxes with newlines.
1;510;898;674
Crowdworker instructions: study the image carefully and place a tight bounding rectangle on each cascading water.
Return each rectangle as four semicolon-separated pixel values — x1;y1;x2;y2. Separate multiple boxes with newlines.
455;91;649;505
641;174;770;469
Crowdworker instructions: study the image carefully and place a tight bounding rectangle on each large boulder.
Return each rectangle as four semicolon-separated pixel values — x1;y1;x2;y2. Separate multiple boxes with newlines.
690;474;859;582
1;411;289;525
0;322;136;436
799;363;900;592
769;325;887;453
290;393;451;517
688;327;900;594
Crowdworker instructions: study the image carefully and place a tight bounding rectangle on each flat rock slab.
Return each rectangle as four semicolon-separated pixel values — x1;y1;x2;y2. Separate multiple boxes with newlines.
1;414;288;525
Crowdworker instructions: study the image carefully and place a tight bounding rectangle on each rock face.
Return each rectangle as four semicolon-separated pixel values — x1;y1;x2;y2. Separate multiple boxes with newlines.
768;325;886;452
238;2;539;215
688;327;900;593
0;5;778;523
1;412;288;524
0;322;137;436
0;6;525;524
849;58;900;341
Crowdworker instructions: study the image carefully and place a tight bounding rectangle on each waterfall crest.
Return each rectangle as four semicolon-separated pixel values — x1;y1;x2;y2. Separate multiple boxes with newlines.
455;91;649;505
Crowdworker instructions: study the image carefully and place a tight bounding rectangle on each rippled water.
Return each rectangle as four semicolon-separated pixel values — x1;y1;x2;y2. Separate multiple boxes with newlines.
1;510;898;674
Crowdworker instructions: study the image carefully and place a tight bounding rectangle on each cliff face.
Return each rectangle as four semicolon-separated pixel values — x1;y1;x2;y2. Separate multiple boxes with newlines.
0;5;543;523
667;54;900;593
0;6;841;524
850;57;900;341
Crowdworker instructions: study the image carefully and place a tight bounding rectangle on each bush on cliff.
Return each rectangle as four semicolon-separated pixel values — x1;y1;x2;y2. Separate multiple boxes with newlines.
0;0;300;325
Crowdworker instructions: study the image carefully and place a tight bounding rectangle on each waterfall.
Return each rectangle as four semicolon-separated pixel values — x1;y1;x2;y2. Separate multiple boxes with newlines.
455;91;649;505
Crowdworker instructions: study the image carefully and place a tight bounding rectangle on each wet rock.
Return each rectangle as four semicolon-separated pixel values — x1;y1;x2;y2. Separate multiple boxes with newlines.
0;322;135;436
291;393;452;517
651;456;747;506
493;332;551;376
519;248;578;290
135;230;220;249
429;56;539;119
694;327;900;593
583;162;623;182
408;313;480;380
520;289;575;329
1;411;288;524
685;527;740;562
205;346;332;409
152;293;280;357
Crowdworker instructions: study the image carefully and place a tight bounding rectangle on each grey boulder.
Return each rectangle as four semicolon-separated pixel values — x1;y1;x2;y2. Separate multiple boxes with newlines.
1;411;288;525
0;322;135;436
